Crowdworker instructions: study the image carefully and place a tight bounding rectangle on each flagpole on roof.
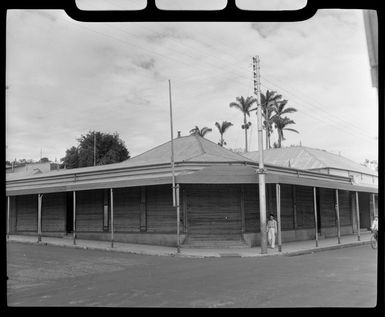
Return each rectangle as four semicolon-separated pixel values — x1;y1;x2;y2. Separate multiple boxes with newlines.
168;80;180;253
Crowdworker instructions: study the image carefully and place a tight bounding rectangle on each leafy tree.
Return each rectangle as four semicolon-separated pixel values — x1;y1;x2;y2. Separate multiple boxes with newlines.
189;126;212;138
273;117;299;148
229;96;256;152
61;131;130;169
362;159;378;171
39;157;50;163
215;121;233;146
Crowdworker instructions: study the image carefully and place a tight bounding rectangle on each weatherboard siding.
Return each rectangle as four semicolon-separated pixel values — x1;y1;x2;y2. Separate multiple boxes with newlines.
338;190;352;226
358;192;371;229
244;184;260;233
41;192;66;232
280;184;295;230
76;190;104;232
319;188;336;228
146;185;176;233
295;186;315;229
186;184;242;236
16;194;38;232
113;187;141;232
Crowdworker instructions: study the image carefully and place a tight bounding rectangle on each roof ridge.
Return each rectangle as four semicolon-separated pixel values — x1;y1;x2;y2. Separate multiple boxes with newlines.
194;135;206;155
122;135;193;163
301;147;327;168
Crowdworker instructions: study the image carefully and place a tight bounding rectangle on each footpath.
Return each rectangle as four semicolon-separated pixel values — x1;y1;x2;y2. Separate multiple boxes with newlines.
7;232;372;258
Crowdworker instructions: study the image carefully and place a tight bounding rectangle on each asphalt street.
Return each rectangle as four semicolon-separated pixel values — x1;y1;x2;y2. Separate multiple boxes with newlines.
6;241;378;307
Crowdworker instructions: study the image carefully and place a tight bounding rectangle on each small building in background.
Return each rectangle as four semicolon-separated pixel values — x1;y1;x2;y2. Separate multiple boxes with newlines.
6;161;61;176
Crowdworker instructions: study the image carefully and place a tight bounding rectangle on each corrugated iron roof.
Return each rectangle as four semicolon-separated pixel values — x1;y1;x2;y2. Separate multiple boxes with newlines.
121;135;255;166
242;146;377;176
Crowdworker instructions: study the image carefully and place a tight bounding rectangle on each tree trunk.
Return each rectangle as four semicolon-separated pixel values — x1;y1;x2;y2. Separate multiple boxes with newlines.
244;114;248;152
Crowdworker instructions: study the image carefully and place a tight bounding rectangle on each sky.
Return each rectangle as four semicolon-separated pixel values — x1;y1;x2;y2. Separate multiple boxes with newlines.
6;1;378;166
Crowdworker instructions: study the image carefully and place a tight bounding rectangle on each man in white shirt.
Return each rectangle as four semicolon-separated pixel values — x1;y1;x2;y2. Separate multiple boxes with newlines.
267;214;278;249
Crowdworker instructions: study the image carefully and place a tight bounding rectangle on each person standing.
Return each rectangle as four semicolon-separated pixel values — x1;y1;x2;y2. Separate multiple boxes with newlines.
267;214;278;249
371;216;378;241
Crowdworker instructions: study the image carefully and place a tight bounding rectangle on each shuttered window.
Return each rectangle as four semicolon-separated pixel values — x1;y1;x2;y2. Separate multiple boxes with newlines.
146;185;175;233
42;192;66;232
295;186;315;228
244;184;260;233
338;190;352;226
113;187;141;232
16;195;37;232
319;188;335;228
280;184;295;230
76;189;104;232
186;184;242;235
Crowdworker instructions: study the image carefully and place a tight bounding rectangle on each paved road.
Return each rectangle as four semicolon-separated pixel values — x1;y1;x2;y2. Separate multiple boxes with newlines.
6;242;377;307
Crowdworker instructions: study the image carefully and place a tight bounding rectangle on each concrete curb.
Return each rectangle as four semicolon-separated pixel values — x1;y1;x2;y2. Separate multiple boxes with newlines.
283;241;371;256
7;237;371;259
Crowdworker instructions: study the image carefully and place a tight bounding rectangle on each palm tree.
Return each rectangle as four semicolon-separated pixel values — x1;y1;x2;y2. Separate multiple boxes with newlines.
229;96;256;152
189;126;212;138
262;90;283;149
273;99;297;120
250;90;282;150
273;116;299;148
215;121;233;146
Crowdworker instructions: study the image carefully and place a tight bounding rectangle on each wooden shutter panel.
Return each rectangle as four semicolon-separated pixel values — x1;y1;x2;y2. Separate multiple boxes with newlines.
146;185;175;233
113;187;141;232
42;192;66;232
319;188;335;228
76;190;104;232
16;195;38;232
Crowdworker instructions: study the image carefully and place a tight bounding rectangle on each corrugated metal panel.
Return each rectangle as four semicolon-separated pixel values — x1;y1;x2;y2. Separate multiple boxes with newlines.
243;146;378;176
121;135;254;167
113;187;141;232
16;195;37;232
76;190;104;232
186;184;242;235
42;192;66;232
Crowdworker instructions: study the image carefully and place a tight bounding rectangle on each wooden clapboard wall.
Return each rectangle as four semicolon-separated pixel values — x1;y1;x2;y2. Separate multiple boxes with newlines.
295;186;315;228
186;184;242;235
338;190;352;226
319;188;335;228
280;184;295;230
113;187;141;232
358;192;370;229
42;192;66;232
76;189;104;232
266;184;276;217
146;185;175;233
16;195;37;232
243;184;260;233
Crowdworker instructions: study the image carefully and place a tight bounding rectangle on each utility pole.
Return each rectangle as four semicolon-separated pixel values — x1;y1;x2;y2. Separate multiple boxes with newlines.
168;80;180;253
253;56;267;254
